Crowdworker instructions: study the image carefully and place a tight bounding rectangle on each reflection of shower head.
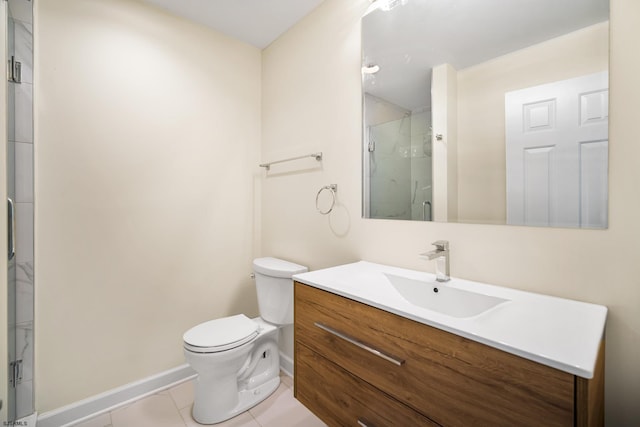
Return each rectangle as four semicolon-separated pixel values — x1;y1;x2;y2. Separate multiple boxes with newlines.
376;0;408;12
364;0;408;16
398;112;410;130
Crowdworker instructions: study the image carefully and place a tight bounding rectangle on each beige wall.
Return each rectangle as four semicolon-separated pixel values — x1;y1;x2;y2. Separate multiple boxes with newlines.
35;0;261;412
262;0;640;425
457;22;609;224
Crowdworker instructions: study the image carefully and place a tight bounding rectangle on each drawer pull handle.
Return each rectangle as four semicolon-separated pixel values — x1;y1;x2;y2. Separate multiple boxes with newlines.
357;418;374;427
314;322;405;366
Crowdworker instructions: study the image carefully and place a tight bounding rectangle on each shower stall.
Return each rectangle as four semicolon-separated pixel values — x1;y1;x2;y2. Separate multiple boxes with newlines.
5;0;35;421
364;106;433;221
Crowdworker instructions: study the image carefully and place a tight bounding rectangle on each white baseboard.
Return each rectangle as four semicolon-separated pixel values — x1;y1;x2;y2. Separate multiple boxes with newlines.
36;356;293;427
279;352;294;378
37;364;196;427
17;412;38;427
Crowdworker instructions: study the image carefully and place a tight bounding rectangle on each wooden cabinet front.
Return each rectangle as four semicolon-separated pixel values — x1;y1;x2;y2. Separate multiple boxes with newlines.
296;343;438;427
294;281;591;427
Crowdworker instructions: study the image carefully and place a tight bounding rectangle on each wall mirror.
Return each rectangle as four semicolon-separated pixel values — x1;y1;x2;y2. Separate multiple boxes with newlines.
362;0;609;228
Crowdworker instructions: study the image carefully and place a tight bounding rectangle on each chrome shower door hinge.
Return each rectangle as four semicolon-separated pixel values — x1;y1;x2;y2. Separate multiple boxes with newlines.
8;56;22;83
9;359;23;387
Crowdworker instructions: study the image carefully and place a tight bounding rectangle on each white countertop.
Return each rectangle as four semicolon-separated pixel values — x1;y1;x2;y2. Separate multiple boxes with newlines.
293;261;607;379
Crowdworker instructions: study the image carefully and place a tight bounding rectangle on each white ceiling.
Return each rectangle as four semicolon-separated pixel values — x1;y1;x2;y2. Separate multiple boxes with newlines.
142;0;326;49
140;0;608;111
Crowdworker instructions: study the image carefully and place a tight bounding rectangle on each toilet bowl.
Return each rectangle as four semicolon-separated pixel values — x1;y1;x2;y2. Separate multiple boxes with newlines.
183;257;307;425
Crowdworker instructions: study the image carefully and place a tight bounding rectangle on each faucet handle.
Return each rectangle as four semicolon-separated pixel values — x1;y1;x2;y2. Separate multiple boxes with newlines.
431;240;449;250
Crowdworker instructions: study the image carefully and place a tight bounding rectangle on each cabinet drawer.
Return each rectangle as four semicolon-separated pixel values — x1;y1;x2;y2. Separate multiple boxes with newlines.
294;282;575;427
295;343;438;427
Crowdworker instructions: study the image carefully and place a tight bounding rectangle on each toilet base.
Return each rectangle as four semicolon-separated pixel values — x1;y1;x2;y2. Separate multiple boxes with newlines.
192;375;280;425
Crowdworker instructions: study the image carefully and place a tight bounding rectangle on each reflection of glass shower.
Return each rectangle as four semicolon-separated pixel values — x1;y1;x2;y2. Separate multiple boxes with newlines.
367;110;432;220
368;115;411;219
6;0;35;421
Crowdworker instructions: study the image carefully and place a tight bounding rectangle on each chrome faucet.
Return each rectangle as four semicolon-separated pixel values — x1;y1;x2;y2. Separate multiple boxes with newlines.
421;240;450;282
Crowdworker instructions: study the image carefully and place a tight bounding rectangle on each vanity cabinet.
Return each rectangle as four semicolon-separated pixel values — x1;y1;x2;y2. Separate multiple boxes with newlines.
293;282;604;427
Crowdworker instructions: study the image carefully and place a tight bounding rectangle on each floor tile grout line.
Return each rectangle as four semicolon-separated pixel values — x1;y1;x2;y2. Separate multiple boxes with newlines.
109;391;189;427
101;371;300;427
248;410;263;427
160;380;191;412
164;384;190;427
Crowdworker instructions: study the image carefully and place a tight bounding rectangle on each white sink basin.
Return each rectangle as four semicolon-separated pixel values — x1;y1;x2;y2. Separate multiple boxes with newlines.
293;261;608;378
384;273;509;318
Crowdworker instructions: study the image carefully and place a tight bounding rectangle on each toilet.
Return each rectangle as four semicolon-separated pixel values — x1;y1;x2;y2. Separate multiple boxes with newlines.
183;257;307;425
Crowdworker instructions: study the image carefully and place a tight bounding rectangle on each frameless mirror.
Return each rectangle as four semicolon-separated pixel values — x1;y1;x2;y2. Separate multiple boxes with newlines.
362;0;609;228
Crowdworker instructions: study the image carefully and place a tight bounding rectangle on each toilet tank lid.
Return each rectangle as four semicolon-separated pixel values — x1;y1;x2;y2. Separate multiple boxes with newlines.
253;257;308;278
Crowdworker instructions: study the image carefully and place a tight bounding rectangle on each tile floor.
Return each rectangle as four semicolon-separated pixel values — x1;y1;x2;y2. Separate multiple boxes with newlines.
71;373;326;427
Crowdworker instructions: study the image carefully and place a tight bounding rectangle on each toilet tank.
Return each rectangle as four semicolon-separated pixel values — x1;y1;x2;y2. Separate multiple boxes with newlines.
253;257;308;325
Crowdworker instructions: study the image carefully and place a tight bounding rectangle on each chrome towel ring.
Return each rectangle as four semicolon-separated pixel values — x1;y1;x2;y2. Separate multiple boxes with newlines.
316;184;338;215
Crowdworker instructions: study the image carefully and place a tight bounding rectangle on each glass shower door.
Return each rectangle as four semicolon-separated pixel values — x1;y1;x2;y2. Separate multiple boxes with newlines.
367;115;413;220
6;3;18;419
6;0;34;421
366;110;433;221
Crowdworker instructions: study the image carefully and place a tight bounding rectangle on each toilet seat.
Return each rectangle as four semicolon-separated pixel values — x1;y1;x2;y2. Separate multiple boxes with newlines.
183;314;259;353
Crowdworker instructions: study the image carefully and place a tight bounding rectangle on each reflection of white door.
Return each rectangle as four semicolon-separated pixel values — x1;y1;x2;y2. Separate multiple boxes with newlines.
506;72;608;228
